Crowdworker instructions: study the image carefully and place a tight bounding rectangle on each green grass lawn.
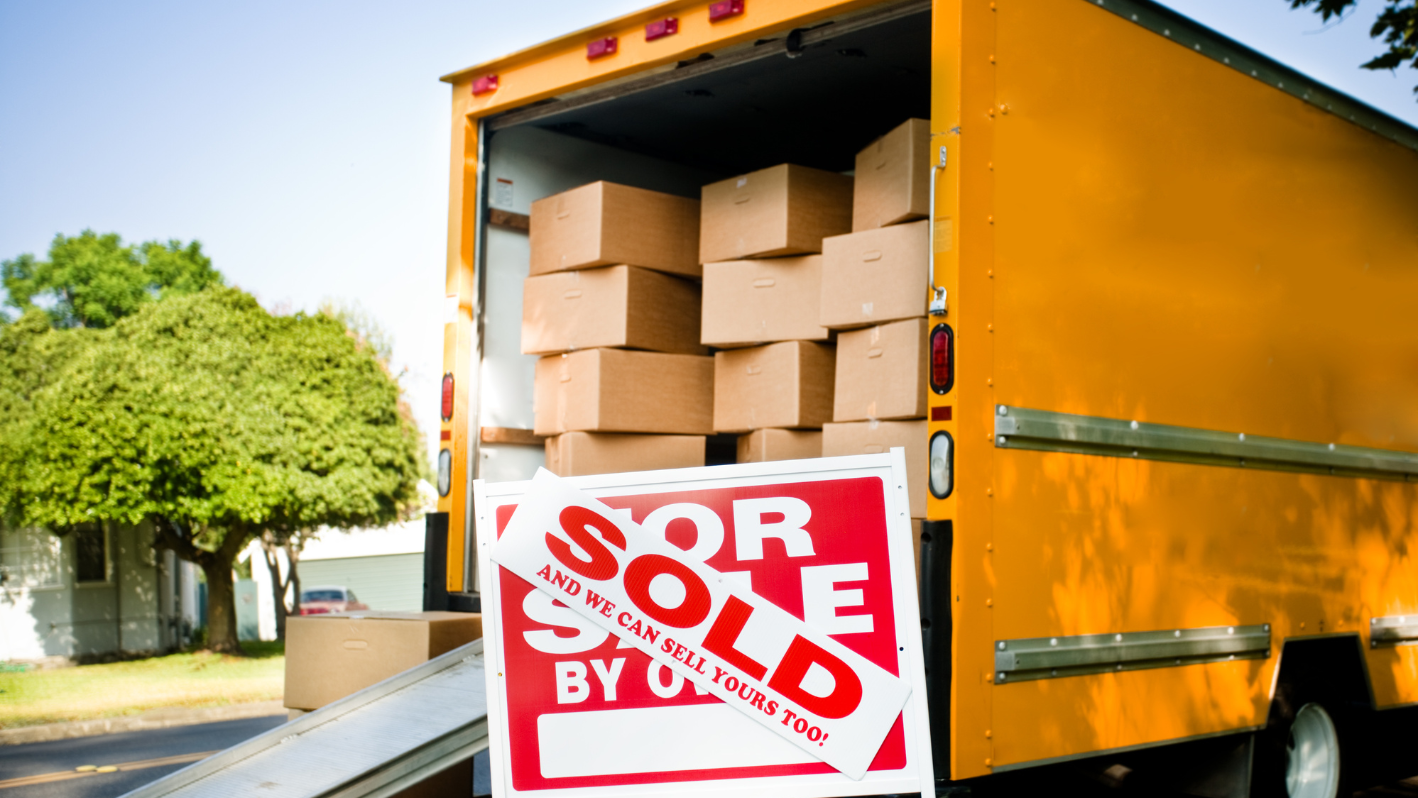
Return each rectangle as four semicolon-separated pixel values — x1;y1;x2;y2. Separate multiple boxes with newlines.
0;642;284;729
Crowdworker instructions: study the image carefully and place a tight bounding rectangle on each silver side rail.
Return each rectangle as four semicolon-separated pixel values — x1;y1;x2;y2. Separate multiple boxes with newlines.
120;640;488;798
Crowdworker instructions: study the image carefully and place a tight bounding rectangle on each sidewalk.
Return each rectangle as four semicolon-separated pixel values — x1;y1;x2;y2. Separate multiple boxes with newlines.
0;700;287;746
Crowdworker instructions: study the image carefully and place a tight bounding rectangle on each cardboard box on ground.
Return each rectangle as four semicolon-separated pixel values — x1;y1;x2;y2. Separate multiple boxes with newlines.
700;256;830;348
534;349;714;436
714;341;836;433
737;428;823;463
699;164;852;263
284;611;483;712
546;432;706;476
529;181;700;277
820;219;929;329
823;420;928;518
522;265;705;356
853;118;931;232
835;318;928;422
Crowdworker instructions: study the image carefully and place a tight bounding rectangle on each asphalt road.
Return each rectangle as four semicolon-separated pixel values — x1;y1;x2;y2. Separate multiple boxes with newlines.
0;717;286;798
0;717;1406;798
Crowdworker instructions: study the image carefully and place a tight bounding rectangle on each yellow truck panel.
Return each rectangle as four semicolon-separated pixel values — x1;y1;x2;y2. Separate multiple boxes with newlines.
989;0;1418;445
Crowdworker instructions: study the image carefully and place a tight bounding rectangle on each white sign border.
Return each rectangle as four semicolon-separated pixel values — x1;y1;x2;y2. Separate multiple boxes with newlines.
473;451;934;798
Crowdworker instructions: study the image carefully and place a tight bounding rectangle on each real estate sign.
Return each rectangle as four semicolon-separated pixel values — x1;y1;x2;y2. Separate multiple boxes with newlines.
474;452;932;798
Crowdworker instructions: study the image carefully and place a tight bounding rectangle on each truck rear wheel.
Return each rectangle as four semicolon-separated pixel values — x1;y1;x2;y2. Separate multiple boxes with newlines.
1283;703;1341;798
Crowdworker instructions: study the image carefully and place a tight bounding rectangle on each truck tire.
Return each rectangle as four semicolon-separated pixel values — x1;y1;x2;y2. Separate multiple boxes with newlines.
1255;701;1348;798
1283;703;1342;798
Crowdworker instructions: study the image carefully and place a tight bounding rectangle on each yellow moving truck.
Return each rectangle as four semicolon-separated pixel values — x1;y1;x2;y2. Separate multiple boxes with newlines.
426;0;1418;794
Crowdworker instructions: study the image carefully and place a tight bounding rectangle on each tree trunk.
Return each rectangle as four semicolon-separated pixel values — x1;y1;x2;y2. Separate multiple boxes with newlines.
260;533;289;641
153;519;252;654
285;540;303;620
202;555;242;654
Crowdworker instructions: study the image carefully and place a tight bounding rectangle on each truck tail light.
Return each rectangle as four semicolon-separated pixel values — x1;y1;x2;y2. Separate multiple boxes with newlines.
929;431;954;499
930;323;954;394
472;74;499;96
646;17;678;40
709;0;744;22
441;373;454;421
587;37;618;59
437;449;453;497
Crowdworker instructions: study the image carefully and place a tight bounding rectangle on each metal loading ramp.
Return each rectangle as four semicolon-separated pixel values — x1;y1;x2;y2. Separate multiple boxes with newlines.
121;640;488;798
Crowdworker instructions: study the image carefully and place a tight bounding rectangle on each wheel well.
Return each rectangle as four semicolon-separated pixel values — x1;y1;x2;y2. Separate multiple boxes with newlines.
1268;635;1373;725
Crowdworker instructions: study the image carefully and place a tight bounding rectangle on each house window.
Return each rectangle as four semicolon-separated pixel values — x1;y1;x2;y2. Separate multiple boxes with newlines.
0;528;64;590
75;527;108;583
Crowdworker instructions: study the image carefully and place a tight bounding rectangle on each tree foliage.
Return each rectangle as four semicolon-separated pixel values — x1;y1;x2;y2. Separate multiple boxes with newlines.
0;310;94;520
8;287;424;651
1290;0;1418;98
2;230;223;329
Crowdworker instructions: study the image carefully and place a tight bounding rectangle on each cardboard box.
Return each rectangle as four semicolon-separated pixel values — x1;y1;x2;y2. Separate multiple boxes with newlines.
713;341;835;433
820;220;929;329
853;118;931;232
822;420;928;517
529;181;701;277
737;428;823;463
284;611;483;711
534;348;714;436
545;432;706;476
700;256;831;348
522;266;705;356
699;165;853;263
833;318;928;422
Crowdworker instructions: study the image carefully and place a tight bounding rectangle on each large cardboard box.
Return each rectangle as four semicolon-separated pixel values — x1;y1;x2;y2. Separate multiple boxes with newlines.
699;165;853;263
820;220;929;329
529;181;701;277
834;318;928;422
284;611;483;711
853;118;931;232
534;348;714;436
713;341;835;433
545;432;706;476
737;428;823;463
822;420;928;518
700;256;831;348
522;266;705;356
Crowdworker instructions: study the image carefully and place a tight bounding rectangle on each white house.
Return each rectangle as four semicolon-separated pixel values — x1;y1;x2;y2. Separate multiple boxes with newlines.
0;524;200;662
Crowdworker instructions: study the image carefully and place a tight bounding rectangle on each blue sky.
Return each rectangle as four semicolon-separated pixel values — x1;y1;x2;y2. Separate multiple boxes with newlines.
2;0;1413;467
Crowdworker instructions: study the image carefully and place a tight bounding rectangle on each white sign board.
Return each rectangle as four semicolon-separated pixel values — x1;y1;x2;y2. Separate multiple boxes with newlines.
474;452;933;798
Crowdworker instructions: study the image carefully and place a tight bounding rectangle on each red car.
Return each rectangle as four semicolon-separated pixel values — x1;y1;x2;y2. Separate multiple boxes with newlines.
298;585;369;615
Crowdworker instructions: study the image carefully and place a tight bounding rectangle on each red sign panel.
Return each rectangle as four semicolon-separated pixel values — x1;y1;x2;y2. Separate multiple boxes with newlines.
475;454;932;798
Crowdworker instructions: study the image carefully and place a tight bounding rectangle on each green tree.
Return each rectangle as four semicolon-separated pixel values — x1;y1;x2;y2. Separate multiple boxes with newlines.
0;310;94;521
1290;0;1418;98
10;287;424;652
2;230;223;328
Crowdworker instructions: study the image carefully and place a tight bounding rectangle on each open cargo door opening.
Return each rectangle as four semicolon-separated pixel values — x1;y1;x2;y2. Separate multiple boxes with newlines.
487;1;932;175
468;0;935;567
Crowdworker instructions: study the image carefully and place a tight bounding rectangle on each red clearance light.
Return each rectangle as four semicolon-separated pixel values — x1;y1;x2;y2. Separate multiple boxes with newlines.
709;0;744;21
587;36;618;59
472;74;499;96
441;372;455;421
646;17;679;41
929;324;954;395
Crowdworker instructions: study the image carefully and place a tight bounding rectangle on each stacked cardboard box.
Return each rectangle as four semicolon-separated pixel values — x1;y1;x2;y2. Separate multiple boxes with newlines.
821;119;933;518
699;164;853;463
525;181;712;476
